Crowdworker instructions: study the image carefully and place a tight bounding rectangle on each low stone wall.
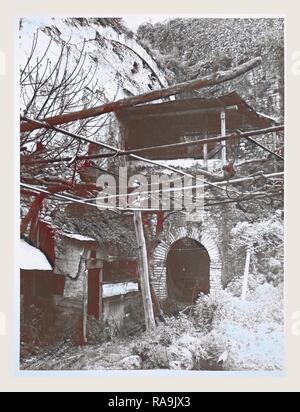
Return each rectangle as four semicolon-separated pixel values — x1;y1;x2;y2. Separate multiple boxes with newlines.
103;292;145;336
21;294;83;347
52;296;83;345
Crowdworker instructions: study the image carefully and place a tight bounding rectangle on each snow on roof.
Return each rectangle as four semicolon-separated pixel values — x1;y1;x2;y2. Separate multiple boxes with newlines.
103;282;139;298
20;239;53;271
62;233;96;242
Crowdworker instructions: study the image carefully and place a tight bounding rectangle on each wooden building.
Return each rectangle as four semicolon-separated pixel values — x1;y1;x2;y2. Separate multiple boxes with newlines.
20;206;142;345
118;91;278;161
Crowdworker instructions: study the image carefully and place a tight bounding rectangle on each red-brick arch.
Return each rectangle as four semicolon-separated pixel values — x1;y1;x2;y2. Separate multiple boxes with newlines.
152;226;222;300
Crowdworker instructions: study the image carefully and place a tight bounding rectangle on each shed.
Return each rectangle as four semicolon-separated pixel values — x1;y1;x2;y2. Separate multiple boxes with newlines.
117;91;278;159
48;204;141;343
20;239;54;320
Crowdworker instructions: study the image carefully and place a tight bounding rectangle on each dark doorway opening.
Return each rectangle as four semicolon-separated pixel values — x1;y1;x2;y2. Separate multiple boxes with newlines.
166;237;210;305
88;251;101;320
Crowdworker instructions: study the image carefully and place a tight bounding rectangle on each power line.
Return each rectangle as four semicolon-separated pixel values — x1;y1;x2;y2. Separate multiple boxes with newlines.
21;171;284;212
22;182;282;211
20;116;235;195
90;171;284;202
23;124;284;164
21;183;120;212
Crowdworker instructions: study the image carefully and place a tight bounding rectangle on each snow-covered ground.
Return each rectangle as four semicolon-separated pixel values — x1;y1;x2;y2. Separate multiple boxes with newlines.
21;285;284;372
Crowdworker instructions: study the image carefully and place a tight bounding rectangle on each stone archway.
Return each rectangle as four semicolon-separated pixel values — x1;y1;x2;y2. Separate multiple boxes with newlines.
152;226;222;300
166;237;210;305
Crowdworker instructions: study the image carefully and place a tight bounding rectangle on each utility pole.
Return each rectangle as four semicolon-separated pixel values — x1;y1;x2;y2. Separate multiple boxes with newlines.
133;210;156;331
241;247;252;302
82;249;90;345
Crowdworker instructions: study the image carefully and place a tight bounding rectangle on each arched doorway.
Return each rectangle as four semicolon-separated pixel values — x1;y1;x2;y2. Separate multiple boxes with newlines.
166;237;210;305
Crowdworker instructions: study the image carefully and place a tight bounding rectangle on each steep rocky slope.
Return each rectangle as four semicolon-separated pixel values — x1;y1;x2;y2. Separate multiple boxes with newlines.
20;17;169;153
138;18;284;120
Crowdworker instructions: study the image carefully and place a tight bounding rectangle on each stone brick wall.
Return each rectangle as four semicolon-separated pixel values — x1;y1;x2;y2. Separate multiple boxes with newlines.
152;215;223;300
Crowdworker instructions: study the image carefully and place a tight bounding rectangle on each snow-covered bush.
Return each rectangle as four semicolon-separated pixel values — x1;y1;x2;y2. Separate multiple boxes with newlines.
131;314;197;369
229;215;284;287
201;319;283;371
138;18;284;118
227;272;265;297
193;285;284;371
129;283;284;371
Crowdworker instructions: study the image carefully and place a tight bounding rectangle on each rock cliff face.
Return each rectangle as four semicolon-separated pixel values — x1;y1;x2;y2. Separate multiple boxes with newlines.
138;18;284;120
20;17;169;152
20;17;168;101
20;17;172;246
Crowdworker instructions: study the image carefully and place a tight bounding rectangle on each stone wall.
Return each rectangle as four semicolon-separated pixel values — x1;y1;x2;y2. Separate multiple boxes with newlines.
52;296;83;345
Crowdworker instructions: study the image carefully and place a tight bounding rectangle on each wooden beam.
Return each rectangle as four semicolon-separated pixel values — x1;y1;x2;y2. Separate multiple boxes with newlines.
211;171;284;188
133;210;156;331
86;258;104;270
20;57;262;132
243;134;284;160
99;264;103;322
81;249;90;345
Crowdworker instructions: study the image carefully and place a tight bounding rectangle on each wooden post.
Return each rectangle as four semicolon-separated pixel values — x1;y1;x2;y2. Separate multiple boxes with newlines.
241;247;252;302
221;109;227;166
133;210;156;331
82;249;91;344
99;259;103;321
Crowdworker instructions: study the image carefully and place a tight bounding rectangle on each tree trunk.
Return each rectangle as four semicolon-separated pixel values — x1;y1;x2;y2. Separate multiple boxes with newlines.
21;57;262;132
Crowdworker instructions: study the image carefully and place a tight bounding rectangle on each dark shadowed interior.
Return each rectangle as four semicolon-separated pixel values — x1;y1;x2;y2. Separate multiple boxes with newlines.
166;237;210;305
